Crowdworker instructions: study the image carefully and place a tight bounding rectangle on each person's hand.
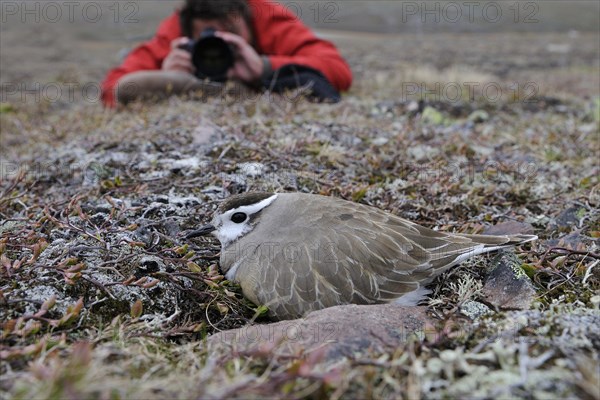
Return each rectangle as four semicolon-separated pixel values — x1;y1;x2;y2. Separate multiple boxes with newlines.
162;37;195;75
214;31;264;84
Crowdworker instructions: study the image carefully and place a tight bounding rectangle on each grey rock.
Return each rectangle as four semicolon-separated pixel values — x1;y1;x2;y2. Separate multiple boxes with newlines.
553;206;585;230
543;231;587;249
481;252;537;310
482;221;535;236
207;303;438;361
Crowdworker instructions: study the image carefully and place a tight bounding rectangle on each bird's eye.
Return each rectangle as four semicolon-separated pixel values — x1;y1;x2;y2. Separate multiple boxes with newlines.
231;212;247;223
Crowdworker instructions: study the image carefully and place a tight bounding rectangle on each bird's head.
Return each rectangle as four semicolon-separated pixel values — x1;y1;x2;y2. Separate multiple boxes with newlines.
186;192;278;247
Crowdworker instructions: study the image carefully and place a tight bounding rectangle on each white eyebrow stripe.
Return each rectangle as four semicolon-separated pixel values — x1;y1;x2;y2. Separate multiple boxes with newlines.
238;194;278;215
222;194;278;219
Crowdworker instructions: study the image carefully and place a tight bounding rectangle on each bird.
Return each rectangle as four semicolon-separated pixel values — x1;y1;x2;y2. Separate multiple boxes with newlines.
186;192;537;320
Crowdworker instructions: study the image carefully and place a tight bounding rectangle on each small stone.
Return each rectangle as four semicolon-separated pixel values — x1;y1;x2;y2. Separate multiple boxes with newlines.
482;252;537;310
482;221;535;236
543;231;586;249
553;206;585;230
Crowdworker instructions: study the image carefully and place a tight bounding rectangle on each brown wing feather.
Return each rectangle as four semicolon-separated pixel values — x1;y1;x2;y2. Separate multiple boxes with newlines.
228;193;535;319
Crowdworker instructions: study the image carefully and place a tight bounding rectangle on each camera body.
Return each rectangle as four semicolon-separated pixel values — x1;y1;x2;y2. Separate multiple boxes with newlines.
180;28;234;82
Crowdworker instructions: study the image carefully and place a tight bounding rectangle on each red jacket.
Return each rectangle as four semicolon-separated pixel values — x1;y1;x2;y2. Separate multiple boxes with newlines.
101;0;352;106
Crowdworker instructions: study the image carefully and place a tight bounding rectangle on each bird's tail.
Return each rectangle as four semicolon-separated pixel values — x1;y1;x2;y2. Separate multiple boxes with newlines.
438;233;537;269
460;233;538;248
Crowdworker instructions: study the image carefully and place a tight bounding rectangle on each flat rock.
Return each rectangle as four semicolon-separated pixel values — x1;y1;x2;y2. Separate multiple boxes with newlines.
481;221;538;310
543;231;589;250
552;206;585;230
207;304;437;361
482;221;535;236
481;252;537;310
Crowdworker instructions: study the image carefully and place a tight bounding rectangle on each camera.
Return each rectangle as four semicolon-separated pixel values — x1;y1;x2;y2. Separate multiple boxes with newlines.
180;28;234;82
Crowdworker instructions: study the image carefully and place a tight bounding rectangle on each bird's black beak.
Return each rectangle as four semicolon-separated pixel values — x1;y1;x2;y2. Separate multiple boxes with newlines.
185;224;216;239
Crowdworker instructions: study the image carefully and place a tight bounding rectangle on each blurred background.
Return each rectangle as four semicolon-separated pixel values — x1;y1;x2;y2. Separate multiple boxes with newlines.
0;0;599;104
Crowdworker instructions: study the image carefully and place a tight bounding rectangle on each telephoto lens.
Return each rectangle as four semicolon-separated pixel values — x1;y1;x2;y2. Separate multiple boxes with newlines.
181;28;234;82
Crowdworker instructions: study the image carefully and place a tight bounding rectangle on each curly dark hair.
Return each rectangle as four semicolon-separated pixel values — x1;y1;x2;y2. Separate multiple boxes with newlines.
179;0;252;38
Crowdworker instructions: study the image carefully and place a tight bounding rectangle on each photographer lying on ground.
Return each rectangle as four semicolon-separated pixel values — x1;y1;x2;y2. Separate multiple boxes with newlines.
101;0;353;107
